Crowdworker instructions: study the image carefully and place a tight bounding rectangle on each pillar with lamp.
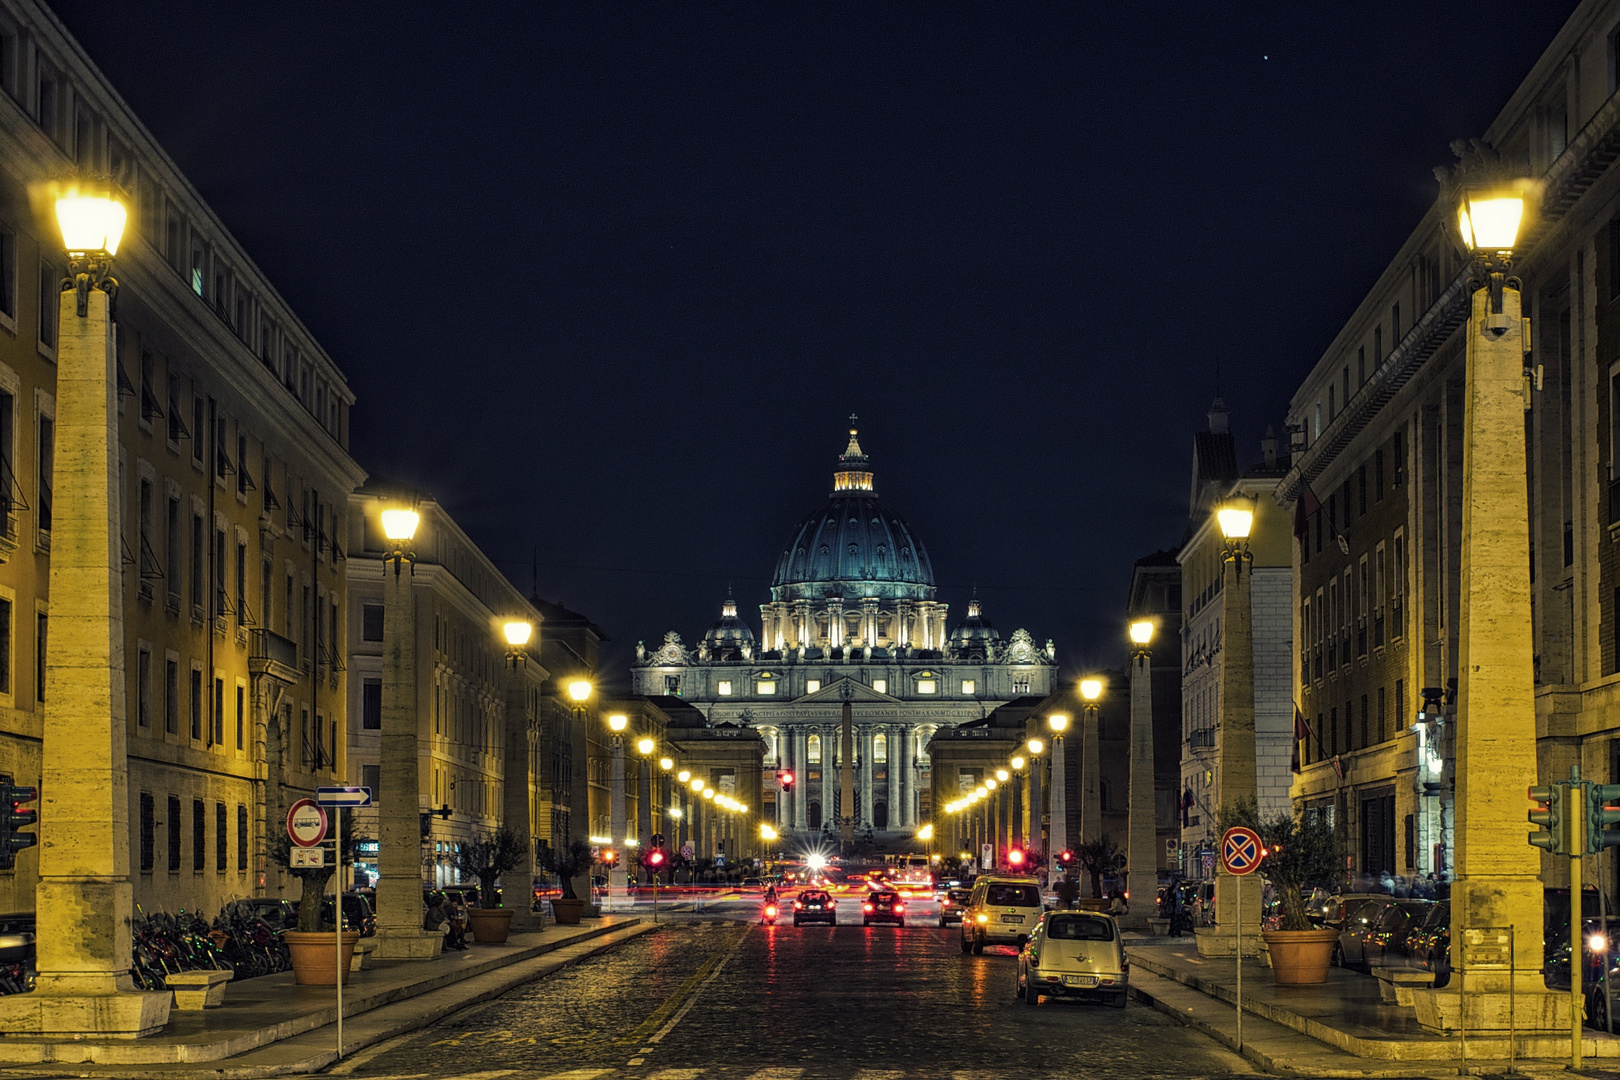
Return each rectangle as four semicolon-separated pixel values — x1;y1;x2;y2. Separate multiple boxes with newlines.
0;184;172;1035
1047;711;1070;869
1026;735;1044;862
635;735;656;879
500;617;544;932
1195;497;1263;958
1123;619;1156;930
1407;150;1565;1034
1078;678;1104;857
1009;754;1027;852
563;678;595;904
995;768;1011;861
373;502;444;958
607;713;629;906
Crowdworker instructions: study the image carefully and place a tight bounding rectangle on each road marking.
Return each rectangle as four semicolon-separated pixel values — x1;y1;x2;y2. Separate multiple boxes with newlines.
851;1072;905;1080
536;1073;616;1080
645;927;747;1046
627;1058;645;1067
742;1070;805;1079
646;1071;707;1079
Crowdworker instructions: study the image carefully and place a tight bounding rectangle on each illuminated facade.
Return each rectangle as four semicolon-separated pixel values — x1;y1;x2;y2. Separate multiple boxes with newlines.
632;422;1056;846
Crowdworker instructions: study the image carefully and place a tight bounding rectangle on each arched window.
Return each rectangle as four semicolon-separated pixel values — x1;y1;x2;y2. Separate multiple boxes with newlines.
874;733;887;763
808;734;822;764
808;801;822;830
874;802;888;829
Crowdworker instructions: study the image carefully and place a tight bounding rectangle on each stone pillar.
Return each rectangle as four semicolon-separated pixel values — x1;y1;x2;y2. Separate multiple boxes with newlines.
820;726;834;831
900;727;915;826
1027;737;1044;859
0;286;170;1035
1081;702;1103;859
839;697;855;848
1049;732;1068;860
608;738;627;904
828;598;844;651
1197;543;1262;958
1411;283;1566;1032
375;538;441;959
502;660;541;931
1123;650;1155;929
858;725;874;829
793;728;809;830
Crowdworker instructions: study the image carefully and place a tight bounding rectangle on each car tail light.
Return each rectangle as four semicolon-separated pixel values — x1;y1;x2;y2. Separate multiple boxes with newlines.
943;899;952;908
864;903;874;913
794;901;803;909
894;905;905;914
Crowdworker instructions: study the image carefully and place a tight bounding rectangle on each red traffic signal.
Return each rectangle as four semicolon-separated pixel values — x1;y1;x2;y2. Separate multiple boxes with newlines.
1058;849;1074;864
644;848;667;869
1005;848;1026;867
778;770;795;790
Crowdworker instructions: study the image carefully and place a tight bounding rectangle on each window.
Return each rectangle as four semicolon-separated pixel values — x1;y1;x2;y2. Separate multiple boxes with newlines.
139;792;154;872
215;802;226;871
361;603;383;642
874;733;887;763
1391;302;1401;345
1374;326;1383;360
1375;448;1384;500
34;611;43;702
165;657;178;733
917;679;937;694
35;61;57;139
1395;679;1406;732
192;396;205;465
235;683;244;750
872;679;887;694
190;666;202;740
136;645;150;726
1393;429;1405;486
1356;346;1365;386
1391;528;1406;639
35;412;52;536
756;679;776;695
190;512;204;611
192;799;205;871
1357;465;1367;516
362;677;381;730
362;764;380;802
213;676;224;746
236;804;248;871
716;680;732;696
808;734;821;764
165;495;182;603
166;795;180;871
1359;694;1369;749
1377;686;1387;743
36;261;56;350
214;526;226;617
235;540;247;625
961;680;976;694
1341;366;1349;407
805;679;820;693
0;224;13;322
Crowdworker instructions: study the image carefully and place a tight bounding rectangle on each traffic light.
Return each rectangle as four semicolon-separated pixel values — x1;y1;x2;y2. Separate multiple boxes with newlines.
1530;784;1567;854
0;775;36;871
778;770;795;791
1591;785;1620;852
643;847;667;871
1005;848;1026;869
1058;849;1074;866
600;848;618;868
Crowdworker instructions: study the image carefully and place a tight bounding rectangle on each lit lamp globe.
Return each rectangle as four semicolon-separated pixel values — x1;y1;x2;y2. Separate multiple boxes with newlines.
690;778;705;792
678;769;691;783
1216;503;1254;542
1011;755;1026;770
975;786;988;799
637;737;655;755
985;778;998;791
1080;679;1103;703
996;769;1009;783
1129;619;1155;647
660;757;674;771
703;789;714;801
56;187;127;256
608;714;628;733
1027;738;1044;756
761;824;778;841
1048;713;1069;734
567;679;593;703
917;824;934;841
380;508;420;543
1457;188;1526;254
503;620;533;648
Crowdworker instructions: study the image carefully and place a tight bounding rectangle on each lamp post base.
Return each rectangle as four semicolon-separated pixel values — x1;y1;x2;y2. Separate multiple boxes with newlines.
0;988;170;1038
373;926;445;960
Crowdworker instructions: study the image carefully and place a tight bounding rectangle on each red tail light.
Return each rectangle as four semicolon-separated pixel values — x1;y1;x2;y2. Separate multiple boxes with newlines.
894;904;905;914
863;903;874;913
794;901;803;909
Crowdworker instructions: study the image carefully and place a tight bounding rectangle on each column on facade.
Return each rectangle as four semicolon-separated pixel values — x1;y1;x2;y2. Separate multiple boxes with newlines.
885;725;900;828
795;602;811;650
861;599;878;647
897;602;912;649
819;725;835;830
760;606;776;653
792;727;809;829
897;726;913;827
858;724;874;829
828;598;844;651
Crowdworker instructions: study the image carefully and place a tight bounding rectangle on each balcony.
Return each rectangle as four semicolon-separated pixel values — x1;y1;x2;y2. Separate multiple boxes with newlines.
249;629;300;684
1188;728;1215;749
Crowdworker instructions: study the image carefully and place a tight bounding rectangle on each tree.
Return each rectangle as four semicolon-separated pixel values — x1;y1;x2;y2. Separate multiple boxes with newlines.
1221;797;1343;931
1075;835;1124;899
268;826;373;934
453;825;528;907
537;838;594;900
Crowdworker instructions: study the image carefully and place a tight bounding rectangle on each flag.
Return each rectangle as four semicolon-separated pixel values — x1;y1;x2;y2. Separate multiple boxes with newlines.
1292;705;1309;773
1292;481;1323;540
1180;786;1194;828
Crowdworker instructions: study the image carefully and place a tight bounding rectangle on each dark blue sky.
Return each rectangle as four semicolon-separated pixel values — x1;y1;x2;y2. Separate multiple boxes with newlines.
47;1;1578;688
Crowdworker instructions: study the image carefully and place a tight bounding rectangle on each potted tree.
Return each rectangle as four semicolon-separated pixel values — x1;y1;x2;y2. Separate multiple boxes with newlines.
269;827;370;985
454;825;529;943
1226;798;1343;985
539;838;593;925
1074;836;1124;905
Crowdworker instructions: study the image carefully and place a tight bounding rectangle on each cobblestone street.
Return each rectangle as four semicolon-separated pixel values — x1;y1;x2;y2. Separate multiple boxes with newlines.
329;916;1255;1080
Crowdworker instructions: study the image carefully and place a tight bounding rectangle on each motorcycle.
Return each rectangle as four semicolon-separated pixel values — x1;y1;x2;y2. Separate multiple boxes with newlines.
761;902;779;926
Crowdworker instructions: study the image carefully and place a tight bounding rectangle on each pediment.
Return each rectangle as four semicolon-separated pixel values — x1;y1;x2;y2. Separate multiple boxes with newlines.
795;677;900;704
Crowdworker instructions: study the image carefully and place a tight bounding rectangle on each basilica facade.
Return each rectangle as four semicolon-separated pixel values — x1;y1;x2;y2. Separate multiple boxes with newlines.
632;423;1056;847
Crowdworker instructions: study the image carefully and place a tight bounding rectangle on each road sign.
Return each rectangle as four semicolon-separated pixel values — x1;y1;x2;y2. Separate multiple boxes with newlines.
290;847;326;868
317;786;373;808
287;799;328;847
1220;827;1264;876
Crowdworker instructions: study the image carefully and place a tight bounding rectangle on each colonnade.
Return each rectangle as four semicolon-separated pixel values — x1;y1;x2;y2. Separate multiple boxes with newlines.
774;722;920;832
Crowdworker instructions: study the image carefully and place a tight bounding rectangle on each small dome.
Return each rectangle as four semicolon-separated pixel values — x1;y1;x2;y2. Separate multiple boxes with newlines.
703;595;756;656
949;597;999;646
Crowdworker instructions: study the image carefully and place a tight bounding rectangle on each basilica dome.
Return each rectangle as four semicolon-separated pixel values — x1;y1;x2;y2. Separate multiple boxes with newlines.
770;424;936;604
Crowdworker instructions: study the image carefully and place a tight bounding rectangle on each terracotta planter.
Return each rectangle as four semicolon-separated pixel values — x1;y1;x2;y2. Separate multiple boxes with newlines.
285;930;361;986
1262;928;1339;985
468;907;515;943
550;898;585;925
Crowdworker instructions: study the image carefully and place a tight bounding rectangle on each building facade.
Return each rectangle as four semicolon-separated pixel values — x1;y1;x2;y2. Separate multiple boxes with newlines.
631;423;1056;849
1125;549;1185;874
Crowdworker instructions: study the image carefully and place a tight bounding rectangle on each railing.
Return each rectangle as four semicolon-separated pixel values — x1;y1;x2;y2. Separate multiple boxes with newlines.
250;629;298;669
1188;728;1215;749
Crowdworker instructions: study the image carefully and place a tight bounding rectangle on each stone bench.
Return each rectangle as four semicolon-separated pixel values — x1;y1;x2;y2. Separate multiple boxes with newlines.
1373;965;1434;1006
352;938;379;971
166;969;234;1009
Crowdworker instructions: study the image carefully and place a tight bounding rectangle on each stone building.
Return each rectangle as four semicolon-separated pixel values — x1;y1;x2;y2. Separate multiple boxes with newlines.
1125;548;1186;874
344;483;547;889
1179;403;1294;880
632;421;1056;849
0;0;365;915
529;596;607;856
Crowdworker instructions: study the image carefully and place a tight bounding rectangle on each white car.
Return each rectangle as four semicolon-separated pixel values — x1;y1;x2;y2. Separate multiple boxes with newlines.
960;875;1045;953
1017;910;1129;1009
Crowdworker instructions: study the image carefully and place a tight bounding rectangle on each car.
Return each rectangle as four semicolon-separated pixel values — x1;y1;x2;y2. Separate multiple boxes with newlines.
939;887;971;927
320;893;377;936
793;889;836;926
1332;898;1391;969
741;877;764;889
1017;910;1128;1009
1358;899;1433;971
242;898;298;929
960;875;1044;954
863;889;906;927
1403;899;1451;983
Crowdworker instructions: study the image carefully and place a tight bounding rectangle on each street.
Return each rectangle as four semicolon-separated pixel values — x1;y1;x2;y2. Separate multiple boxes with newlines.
331;895;1253;1080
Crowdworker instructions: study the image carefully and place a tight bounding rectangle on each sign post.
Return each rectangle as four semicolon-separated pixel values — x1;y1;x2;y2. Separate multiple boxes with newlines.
1220;826;1264;1054
314;786;371;1061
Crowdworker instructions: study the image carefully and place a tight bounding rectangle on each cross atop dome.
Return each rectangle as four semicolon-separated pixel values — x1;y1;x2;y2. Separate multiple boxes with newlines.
834;415;875;493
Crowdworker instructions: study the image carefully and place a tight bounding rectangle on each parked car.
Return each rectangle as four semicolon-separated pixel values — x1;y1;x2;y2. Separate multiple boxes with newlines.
1017;910;1128;1009
1332;898;1390;969
243;898;298;930
315;893;376;936
1403;900;1451;983
1317;893;1384;932
1358;899;1433;971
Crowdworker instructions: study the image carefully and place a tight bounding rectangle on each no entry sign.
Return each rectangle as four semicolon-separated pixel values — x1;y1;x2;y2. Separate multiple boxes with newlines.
287;799;328;847
1220;827;1264;876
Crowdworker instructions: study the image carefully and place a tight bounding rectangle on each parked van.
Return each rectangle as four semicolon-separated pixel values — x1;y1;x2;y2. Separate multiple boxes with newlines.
960;874;1045;954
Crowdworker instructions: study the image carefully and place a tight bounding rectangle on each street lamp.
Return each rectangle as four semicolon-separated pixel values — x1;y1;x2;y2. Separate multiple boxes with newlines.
1048;712;1070;863
1125;618;1156;930
380;508;419;577
499;616;542;931
607;714;629;905
1078;679;1104;868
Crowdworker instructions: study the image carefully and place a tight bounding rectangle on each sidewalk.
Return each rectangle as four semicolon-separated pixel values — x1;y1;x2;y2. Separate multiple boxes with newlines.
0;917;654;1076
1126;934;1620;1070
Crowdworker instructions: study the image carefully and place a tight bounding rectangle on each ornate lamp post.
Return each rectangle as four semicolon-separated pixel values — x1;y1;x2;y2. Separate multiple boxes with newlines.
634;736;656;880
5;186;170;1035
1047;713;1070;863
676;769;691;858
1026;737;1044;864
499;619;541;931
1009;755;1027;851
1079;678;1104;858
1124;619;1157;929
607;714;629;906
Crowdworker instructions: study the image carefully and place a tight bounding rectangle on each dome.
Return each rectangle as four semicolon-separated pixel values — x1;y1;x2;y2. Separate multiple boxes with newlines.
703;595;756;654
770;421;936;604
949;597;999;645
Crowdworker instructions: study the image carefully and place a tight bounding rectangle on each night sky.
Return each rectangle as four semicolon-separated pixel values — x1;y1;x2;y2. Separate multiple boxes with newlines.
46;2;1578;690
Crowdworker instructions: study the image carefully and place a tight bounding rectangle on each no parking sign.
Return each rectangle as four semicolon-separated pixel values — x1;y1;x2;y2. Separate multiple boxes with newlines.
1220;827;1263;876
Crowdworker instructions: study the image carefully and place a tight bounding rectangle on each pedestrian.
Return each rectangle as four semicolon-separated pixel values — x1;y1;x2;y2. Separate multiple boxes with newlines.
424;891;446;933
1107;890;1128;918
